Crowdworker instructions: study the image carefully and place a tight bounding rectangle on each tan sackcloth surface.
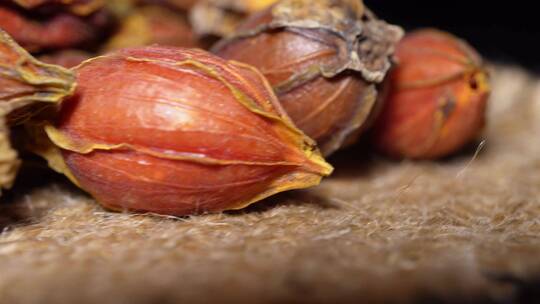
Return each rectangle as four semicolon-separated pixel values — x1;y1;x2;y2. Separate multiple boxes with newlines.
1;65;539;304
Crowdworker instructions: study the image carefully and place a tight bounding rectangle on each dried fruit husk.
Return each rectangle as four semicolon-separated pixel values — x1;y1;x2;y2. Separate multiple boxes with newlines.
0;29;75;194
0;6;108;52
35;46;332;215
371;29;490;159
39;50;92;68
213;0;403;156
8;0;104;16
189;0;279;40
103;5;197;51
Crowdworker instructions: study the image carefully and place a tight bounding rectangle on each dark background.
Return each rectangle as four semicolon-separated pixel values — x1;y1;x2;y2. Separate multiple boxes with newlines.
365;1;540;72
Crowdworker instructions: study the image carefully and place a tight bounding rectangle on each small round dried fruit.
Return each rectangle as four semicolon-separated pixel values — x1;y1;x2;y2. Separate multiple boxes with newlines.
371;29;490;159
37;47;333;215
213;0;403;156
0;6;103;52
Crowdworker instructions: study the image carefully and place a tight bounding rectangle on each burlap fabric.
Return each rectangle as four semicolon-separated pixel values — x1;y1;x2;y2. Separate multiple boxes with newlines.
1;65;539;304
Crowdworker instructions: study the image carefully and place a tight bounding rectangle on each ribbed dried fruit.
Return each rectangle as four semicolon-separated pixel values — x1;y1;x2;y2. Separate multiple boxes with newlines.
213;0;403;156
371;29;490;159
0;29;75;193
36;46;332;215
0;6;103;52
190;0;279;39
103;5;197;51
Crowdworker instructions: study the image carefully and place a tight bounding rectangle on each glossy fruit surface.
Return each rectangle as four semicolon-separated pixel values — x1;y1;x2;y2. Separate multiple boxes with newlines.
41;46;332;215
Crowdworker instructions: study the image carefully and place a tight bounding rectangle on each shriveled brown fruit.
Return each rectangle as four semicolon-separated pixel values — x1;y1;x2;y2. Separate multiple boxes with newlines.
39;50;92;68
189;0;279;39
213;0;403;156
0;29;75;193
0;6;105;52
103;5;197;51
35;46;332;216
371;29;490;159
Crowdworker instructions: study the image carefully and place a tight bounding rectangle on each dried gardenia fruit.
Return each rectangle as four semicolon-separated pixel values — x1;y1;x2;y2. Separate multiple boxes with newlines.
0;6;102;52
213;0;403;156
190;0;279;39
9;0;104;16
0;29;75;193
37;46;332;215
103;5;197;51
371;29;490;159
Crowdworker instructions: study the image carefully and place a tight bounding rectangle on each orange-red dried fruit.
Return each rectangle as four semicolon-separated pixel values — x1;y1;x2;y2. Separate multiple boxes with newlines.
213;0;402;156
0;6;101;52
371;29;490;159
38;46;332;215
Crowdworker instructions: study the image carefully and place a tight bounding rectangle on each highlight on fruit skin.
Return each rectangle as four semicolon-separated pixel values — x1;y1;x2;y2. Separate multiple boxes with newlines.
213;0;403;156
0;29;75;193
371;29;490;159
35;46;333;216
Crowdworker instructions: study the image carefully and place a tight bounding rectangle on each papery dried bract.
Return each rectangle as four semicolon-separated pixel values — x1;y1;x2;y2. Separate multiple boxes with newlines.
214;0;403;155
372;29;490;159
40;46;332;215
0;29;75;193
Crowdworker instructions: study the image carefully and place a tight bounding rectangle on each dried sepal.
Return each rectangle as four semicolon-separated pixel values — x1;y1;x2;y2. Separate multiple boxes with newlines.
103;5;197;51
214;0;403;155
0;29;75;192
216;0;402;82
38;46;332;215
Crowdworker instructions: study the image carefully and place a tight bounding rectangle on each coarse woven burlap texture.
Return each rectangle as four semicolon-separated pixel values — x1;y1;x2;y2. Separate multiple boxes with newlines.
1;65;540;304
